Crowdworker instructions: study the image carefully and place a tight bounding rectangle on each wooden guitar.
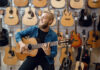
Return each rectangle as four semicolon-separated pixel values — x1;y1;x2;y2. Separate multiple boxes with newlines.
0;10;9;46
87;13;100;48
70;12;82;48
3;31;18;65
61;0;74;27
4;0;19;25
88;0;100;8
22;0;37;26
70;0;84;9
14;0;28;7
75;30;86;70
32;0;47;8
15;37;58;60
51;0;65;8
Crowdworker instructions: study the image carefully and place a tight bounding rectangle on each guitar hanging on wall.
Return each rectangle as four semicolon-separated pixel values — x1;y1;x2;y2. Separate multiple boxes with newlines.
32;0;47;8
70;0;84;9
14;0;28;7
22;0;37;26
0;10;9;46
4;0;19;25
51;0;65;8
70;12;82;48
61;0;74;27
88;0;100;8
0;0;9;7
79;0;92;27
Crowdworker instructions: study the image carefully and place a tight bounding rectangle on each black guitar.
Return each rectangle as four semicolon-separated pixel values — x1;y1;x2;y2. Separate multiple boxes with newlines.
0;0;9;7
0;11;9;46
79;1;92;27
97;16;100;31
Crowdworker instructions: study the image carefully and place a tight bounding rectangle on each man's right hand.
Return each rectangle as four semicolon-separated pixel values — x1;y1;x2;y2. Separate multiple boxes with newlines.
18;41;28;53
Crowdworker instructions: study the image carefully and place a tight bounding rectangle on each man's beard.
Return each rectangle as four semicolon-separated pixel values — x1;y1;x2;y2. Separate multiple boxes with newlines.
41;23;49;29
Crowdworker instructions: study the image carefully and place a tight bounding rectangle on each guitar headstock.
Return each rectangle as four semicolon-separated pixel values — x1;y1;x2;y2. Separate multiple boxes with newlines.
65;29;69;39
92;12;97;21
57;10;60;20
74;11;78;21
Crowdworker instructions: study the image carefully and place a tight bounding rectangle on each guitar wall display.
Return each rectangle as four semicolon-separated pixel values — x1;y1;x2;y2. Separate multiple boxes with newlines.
79;0;92;27
88;0;100;8
87;13;100;48
51;0;65;8
32;0;47;8
0;10;9;46
4;0;19;25
22;0;37;26
0;0;9;7
70;12;82;48
14;0;29;7
70;0;84;9
61;0;74;27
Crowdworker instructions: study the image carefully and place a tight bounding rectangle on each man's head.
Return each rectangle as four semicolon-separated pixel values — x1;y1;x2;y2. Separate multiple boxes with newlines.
39;11;54;29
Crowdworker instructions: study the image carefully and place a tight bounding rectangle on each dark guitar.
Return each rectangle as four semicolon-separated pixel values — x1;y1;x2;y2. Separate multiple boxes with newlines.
0;10;9;46
0;0;9;7
97;16;100;31
79;0;92;27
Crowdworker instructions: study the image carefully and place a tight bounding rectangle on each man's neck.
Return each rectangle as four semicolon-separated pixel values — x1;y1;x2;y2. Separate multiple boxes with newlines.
39;26;49;32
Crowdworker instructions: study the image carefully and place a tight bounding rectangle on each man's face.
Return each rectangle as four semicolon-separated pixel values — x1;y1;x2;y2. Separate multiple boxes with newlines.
39;13;51;29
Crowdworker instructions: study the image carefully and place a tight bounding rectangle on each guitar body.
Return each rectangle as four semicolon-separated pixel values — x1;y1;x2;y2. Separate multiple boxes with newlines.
75;61;84;70
70;31;82;48
0;0;8;7
3;46;18;65
61;10;74;27
14;0;28;7
70;0;84;9
22;7;37;26
60;48;73;64
15;38;38;60
87;30;100;48
4;7;19;25
51;0;65;8
0;28;9;46
32;0;47;7
88;0;100;8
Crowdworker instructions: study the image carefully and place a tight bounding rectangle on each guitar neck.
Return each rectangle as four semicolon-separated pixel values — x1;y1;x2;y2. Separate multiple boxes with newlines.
30;41;58;49
0;18;2;32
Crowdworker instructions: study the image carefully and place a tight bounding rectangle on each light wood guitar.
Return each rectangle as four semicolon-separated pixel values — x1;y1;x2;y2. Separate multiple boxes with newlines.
15;37;58;60
70;0;84;9
4;0;19;25
61;0;74;27
70;12;82;48
51;0;65;8
14;0;28;7
32;0;47;8
3;32;18;65
87;13;100;48
88;0;100;8
22;0;37;26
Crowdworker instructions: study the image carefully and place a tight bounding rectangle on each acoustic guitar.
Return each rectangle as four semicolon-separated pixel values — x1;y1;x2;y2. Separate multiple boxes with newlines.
22;0;37;26
61;0;74;27
51;0;65;8
79;1;92;27
3;31;18;65
70;0;84;9
15;37;59;60
75;30;86;70
0;10;9;46
70;12;82;48
4;0;19;25
88;0;100;8
0;0;8;7
14;0;28;7
32;0;47;8
87;13;100;48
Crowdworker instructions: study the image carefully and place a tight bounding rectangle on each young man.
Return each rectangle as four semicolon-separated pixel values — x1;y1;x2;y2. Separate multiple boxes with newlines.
15;11;58;70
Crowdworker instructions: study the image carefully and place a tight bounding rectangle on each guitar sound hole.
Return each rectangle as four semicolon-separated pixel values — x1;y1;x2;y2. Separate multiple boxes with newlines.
78;66;82;70
9;50;15;56
74;0;80;2
56;0;61;1
28;11;34;18
9;10;13;14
